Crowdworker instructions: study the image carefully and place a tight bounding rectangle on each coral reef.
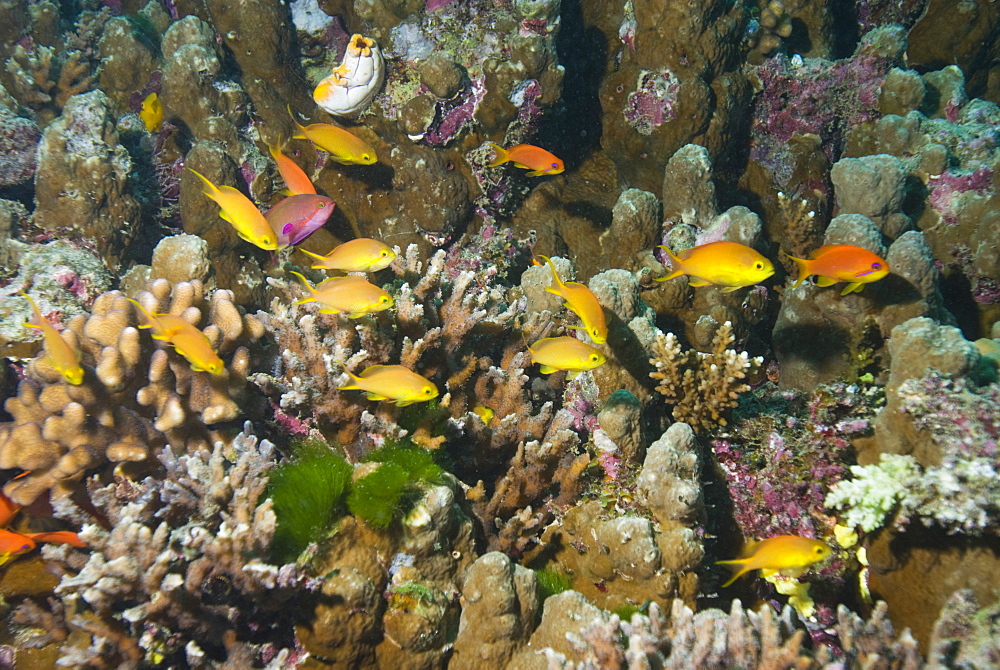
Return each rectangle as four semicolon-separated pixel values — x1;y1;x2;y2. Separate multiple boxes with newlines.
0;279;264;505
17;422;312;667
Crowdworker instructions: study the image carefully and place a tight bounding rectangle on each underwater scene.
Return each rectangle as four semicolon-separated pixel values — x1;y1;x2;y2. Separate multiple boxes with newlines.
0;0;998;667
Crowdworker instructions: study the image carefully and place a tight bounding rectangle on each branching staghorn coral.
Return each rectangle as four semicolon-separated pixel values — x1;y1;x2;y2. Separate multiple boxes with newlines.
4;44;95;123
0;279;265;504
649;321;762;432
17;422;313;668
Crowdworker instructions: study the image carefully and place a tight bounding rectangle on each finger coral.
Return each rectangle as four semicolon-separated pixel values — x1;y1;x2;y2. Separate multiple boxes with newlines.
649;321;761;432
0;279;265;505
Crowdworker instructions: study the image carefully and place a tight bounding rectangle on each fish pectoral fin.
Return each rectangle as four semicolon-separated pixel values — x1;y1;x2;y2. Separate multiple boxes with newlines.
364;392;388;401
687;278;712;287
813;276;837;287
318;308;343;315
394;399;415;407
538;365;558;374
526;169;545;177
654;270;685;283
346;312;368;319
842;282;863;295
719;285;742;293
566;370;581;380
22;322;42;330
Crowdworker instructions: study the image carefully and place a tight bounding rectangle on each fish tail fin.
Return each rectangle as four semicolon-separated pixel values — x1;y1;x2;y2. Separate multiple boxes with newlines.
336;368;362;390
288;105;307;138
785;253;811;288
287;270;314;293
186;168;220;197
715;558;752;588
486;142;508;167
538;255;568;294
298;248;327;263
19;292;42;324
654;245;686;282
125;297;160;332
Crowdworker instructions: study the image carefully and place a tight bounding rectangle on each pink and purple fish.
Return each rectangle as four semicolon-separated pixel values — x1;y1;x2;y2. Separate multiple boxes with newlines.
264;194;336;248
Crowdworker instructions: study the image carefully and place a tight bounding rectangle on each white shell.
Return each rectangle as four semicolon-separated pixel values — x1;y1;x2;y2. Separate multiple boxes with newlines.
313;34;385;117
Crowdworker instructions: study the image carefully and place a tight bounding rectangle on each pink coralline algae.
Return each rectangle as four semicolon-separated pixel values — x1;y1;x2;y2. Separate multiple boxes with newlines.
623;69;680;135
926;168;993;225
424;78;484;147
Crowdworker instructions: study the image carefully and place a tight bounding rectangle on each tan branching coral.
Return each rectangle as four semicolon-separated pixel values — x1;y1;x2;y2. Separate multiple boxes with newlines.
4;45;95;122
649;321;761;432
0;279;265;504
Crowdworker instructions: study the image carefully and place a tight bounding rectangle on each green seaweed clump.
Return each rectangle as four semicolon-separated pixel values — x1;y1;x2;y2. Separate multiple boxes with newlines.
347;439;444;529
534;567;573;601
268;438;353;563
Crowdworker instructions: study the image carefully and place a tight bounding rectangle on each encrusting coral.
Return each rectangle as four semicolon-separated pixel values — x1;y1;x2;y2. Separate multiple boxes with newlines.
16;422;314;668
0;278;265;505
649;321;761;432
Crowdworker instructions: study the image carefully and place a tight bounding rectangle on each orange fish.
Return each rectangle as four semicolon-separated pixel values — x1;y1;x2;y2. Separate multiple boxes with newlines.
528;336;606;380
656;241;774;292
0;491;21;527
268;143;317;195
289;106;377;165
537;255;607;344
0;528;35;566
716;535;832;588
21;293;84;385
487;142;564;176
127;299;225;375
786;245;890;295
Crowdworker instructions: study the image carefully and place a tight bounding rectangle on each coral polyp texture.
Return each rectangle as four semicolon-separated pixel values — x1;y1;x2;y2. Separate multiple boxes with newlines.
3;0;1000;666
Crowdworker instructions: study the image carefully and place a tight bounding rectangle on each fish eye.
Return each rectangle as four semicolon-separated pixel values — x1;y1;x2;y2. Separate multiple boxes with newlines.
380;296;390;303
424;388;433;394
754;262;763;270
381;250;389;257
872;262;882;269
551;163;558;169
590;354;600;362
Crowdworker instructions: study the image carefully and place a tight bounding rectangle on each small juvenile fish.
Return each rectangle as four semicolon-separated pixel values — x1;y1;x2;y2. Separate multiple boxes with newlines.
537;255;608;344
716;535;832;588
188;169;277;250
289;106;377;165
338;364;439;406
264;194;335;248
127;299;225;375
529;336;606;380
486;142;564;176
21;293;84;385
139;92;163;132
299;238;396;272
656;241;774;292
268;143;317;195
786;244;890;295
288;271;393;318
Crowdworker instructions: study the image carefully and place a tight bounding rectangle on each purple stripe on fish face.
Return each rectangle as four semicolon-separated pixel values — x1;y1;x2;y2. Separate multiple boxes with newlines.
855;261;883;277
265;195;335;247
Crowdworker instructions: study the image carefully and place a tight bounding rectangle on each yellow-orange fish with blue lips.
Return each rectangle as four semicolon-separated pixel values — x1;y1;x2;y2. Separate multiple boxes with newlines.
656;241;774;291
188;169;277;250
21;293;84;385
716;535;832;587
288;271;393;318
127;299;225;375
528;336;606;380
786;244;889;295
299;238;396;273
537;255;608;344
338;364;438;406
486;142;564;177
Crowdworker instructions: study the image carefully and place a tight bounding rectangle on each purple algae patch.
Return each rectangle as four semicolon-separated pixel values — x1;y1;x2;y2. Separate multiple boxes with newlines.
623;69;680;136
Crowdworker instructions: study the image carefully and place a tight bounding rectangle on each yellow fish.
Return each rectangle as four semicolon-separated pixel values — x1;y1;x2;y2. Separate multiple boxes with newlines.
288;106;377;166
127;299;225;375
288;271;393;318
528;336;606;380
21;293;84;385
338;364;439;406
716;535;832;588
268;143;316;195
299;238;396;273
187;168;277;250
139;92;163;132
656;241;774;291
537;255;608;344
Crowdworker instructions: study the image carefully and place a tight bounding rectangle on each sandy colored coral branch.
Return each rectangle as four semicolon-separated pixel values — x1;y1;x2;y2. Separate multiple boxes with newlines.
649;321;761;432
